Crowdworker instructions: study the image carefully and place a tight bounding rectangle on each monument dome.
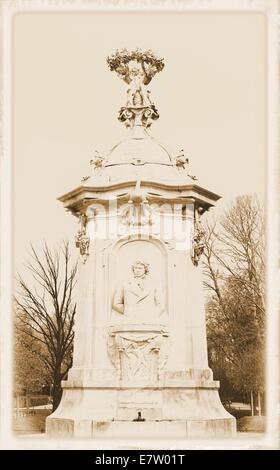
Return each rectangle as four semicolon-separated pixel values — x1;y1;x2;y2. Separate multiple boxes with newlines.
107;132;172;166
85;47;193;184
99;130;181;182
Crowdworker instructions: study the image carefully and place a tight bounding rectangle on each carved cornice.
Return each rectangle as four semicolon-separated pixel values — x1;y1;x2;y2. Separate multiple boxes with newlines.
58;182;221;211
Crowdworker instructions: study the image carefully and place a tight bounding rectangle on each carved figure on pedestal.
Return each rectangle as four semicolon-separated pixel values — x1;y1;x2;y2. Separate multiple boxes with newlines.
107;48;164;129
125;61;150;107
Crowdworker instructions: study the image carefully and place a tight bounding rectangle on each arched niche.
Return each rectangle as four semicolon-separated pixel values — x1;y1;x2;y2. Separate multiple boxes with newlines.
107;235;168;325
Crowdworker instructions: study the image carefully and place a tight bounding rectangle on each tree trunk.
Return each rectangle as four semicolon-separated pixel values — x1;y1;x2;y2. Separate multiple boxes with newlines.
26;390;29;412
52;369;62;411
250;390;254;416
16;393;20;418
257;391;262;416
261;391;266;415
49;382;52;405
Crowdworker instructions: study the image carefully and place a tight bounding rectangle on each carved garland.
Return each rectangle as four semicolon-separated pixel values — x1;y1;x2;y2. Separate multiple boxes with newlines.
191;208;205;266
75;213;90;263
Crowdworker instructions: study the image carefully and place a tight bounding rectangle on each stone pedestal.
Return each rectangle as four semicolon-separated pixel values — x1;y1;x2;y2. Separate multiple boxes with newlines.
46;49;236;439
46;181;236;438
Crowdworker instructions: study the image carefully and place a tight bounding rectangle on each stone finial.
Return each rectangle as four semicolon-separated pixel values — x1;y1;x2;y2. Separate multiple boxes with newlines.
107;48;164;129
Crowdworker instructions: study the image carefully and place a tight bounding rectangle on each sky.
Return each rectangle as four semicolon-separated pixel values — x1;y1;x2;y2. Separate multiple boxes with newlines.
13;11;266;270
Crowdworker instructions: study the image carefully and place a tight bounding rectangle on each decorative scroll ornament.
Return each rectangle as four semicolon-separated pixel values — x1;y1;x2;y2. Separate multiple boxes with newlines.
191;210;205;266
118;104;159;129
120;180;154;226
75;213;90;263
107;48;164;129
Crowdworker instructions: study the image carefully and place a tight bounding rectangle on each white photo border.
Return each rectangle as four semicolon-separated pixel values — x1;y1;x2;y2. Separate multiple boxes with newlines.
0;0;279;450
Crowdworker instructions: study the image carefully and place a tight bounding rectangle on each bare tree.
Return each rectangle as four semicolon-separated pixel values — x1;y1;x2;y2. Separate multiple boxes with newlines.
203;195;265;326
14;314;48;394
216;195;265;325
202;215;224;300
15;241;77;411
202;195;265;414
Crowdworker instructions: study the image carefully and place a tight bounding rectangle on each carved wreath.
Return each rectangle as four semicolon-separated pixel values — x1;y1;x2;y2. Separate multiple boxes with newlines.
107;48;165;85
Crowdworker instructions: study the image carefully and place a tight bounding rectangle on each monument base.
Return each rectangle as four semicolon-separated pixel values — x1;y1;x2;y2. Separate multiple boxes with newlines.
46;370;236;438
46;417;236;439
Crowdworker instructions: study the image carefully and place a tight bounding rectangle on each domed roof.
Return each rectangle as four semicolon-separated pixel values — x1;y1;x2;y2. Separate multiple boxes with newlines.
85;128;195;184
106;132;172;167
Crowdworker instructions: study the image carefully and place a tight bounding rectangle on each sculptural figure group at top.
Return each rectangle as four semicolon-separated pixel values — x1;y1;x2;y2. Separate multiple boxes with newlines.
107;48;164;109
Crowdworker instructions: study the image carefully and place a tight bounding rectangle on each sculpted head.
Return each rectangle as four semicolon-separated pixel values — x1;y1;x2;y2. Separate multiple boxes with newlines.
131;260;149;278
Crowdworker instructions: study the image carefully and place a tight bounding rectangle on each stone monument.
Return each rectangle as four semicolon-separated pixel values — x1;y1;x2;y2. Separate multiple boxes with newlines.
46;48;236;438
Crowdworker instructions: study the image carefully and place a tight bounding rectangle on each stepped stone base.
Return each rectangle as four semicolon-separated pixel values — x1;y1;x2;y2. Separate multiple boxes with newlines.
46;417;236;439
46;371;236;439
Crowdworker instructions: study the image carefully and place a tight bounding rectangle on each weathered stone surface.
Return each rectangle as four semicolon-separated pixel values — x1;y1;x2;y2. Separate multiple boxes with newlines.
47;50;236;439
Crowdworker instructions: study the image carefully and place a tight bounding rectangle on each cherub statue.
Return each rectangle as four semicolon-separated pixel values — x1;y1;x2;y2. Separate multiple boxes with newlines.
125;61;150;107
107;48;164;109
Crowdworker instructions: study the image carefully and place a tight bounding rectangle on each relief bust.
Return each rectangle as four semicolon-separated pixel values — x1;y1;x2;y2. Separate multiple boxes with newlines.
112;260;166;324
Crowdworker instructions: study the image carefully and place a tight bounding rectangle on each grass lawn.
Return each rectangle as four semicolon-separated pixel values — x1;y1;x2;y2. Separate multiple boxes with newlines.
237;416;265;433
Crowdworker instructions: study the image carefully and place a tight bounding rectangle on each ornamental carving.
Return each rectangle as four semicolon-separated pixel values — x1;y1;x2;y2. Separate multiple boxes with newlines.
90;150;105;174
108;259;169;385
191;209;205;266
172;150;198;180
107;48;164;86
107;48;164;129
118;104;159;129
120;180;154;226
121;200;154;226
173;149;189;171
75;213;90;263
108;330;169;386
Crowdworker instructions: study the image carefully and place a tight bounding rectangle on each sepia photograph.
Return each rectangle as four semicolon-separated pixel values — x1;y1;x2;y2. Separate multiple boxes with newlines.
0;0;279;452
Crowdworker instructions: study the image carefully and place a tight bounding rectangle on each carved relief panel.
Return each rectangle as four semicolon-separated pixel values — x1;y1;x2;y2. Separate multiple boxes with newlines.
107;237;169;385
108;326;169;387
